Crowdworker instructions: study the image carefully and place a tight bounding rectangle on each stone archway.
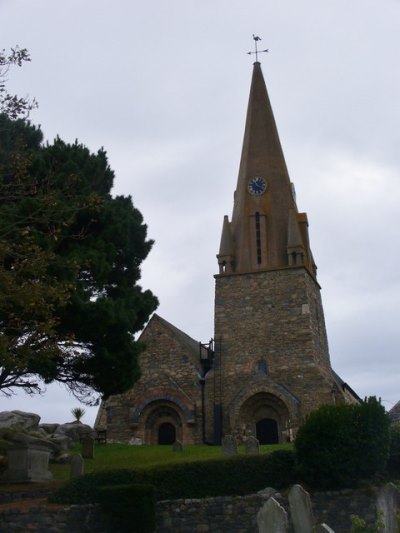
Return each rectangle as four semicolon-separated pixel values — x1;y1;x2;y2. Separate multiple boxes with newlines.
144;402;183;444
238;392;291;443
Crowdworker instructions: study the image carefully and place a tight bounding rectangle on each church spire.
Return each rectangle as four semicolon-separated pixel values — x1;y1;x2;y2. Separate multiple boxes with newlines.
217;60;315;276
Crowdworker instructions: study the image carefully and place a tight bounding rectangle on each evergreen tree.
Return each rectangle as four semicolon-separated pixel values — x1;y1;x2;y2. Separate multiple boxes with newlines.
0;114;158;403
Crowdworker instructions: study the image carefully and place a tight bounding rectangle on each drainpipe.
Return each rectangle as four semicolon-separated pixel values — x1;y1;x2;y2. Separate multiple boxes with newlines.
200;376;206;443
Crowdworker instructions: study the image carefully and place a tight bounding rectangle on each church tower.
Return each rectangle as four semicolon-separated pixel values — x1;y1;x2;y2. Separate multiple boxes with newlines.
95;54;359;447
208;60;356;444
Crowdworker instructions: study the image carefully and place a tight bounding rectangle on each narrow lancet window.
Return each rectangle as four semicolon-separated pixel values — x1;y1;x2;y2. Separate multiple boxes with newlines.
255;212;262;264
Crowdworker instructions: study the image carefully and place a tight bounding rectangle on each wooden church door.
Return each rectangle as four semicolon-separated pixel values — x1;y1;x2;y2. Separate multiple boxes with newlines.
256;418;279;444
158;422;176;444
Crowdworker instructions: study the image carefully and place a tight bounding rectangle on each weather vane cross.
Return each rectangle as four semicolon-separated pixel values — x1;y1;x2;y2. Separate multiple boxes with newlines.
247;34;268;62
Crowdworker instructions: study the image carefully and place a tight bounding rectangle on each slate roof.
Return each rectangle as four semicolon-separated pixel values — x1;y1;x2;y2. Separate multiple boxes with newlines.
389;400;400;423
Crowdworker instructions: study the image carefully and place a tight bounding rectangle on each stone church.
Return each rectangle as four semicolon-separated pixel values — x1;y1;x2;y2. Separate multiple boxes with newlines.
95;60;359;445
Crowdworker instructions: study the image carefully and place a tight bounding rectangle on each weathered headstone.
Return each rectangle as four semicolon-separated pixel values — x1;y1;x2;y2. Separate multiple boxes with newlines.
128;436;142;445
257;487;278;498
244;435;260;455
288;484;315;533
81;435;94;459
172;440;183;452
70;454;84;478
313;525;335;532
222;434;238;456
257;496;288;533
0;442;53;483
376;482;400;533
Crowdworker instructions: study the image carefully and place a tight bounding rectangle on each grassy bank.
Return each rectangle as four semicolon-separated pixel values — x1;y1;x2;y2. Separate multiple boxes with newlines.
50;442;292;480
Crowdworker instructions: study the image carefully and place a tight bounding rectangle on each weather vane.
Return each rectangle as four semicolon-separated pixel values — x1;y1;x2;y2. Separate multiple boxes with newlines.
247;35;268;62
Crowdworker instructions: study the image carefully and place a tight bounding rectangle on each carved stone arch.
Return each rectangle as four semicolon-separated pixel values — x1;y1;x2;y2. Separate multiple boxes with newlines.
144;402;183;444
139;399;184;445
228;377;300;443
131;392;195;425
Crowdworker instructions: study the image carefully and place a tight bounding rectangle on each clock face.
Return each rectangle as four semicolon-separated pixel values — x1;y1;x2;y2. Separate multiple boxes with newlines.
248;176;267;196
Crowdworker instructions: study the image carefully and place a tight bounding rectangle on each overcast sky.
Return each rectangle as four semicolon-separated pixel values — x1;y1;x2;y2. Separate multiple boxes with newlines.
2;0;399;426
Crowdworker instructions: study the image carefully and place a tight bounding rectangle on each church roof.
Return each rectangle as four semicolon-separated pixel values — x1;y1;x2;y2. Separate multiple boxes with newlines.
389;400;400;423
142;313;207;362
332;371;361;402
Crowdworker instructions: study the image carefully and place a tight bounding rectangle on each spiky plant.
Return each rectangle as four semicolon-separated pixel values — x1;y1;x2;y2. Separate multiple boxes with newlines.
71;407;86;423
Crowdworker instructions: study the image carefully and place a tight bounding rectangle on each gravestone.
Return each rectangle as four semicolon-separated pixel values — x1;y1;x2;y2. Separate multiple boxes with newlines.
222;434;238;456
244;436;260;455
313;525;335;532
128;437;142;445
81;435;94;459
376;482;400;533
257;487;278;499
257;497;288;533
0;442;53;483
288;484;315;533
70;454;84;478
172;440;183;452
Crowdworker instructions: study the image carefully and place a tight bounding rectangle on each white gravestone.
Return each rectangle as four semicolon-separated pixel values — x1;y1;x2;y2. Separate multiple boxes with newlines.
288;484;315;533
257;497;288;533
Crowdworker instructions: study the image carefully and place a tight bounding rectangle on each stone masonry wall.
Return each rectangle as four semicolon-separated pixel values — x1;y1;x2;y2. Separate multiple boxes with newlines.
103;315;204;444
211;266;342;437
0;488;390;533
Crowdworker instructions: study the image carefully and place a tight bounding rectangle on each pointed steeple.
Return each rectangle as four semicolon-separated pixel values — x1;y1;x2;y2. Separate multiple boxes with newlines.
217;62;315;276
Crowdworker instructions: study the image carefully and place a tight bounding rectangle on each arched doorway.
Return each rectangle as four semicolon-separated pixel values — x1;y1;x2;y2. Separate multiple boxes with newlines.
256;418;279;444
158;422;176;444
143;402;183;444
237;391;290;443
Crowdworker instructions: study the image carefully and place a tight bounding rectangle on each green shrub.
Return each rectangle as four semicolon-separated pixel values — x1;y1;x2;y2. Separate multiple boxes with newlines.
295;397;390;490
350;512;384;532
50;449;297;504
354;397;390;478
387;422;400;477
98;484;155;533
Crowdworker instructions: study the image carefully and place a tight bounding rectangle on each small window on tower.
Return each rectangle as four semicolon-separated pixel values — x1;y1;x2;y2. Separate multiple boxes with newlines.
257;359;268;375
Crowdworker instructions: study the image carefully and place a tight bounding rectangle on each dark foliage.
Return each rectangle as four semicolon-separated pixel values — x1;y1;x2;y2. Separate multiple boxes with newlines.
387;422;400;477
295;397;390;489
0;114;158;402
49;449;297;504
98;484;155;533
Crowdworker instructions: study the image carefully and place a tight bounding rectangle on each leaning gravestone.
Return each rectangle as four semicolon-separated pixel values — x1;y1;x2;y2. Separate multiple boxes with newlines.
222;434;238;456
288;484;315;533
81;435;94;459
70;454;84;478
376;482;400;533
257;497;288;533
244;435;260;455
1;442;53;483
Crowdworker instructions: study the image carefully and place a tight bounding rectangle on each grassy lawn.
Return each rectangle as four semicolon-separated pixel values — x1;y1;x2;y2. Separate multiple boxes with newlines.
50;442;293;481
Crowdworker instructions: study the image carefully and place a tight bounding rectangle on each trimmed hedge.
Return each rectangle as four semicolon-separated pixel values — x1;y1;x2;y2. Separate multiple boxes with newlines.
50;448;296;504
98;484;155;533
295;397;390;489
